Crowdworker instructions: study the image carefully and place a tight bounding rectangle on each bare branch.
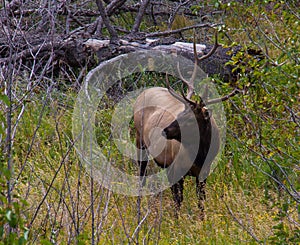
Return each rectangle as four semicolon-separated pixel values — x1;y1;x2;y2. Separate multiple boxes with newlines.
29;139;76;229
95;0;119;44
106;0;127;16
224;200;261;243
131;0;151;34
146;23;222;38
167;0;191;29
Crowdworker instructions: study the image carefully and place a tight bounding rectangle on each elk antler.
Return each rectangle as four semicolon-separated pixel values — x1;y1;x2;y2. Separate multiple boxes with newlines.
165;74;197;107
177;30;220;100
196;31;220;62
206;88;243;105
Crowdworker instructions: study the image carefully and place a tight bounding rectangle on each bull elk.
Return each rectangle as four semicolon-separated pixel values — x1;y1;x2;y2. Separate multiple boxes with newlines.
133;33;240;217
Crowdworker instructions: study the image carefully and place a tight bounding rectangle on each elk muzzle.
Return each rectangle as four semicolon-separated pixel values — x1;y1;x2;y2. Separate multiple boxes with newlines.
162;120;181;141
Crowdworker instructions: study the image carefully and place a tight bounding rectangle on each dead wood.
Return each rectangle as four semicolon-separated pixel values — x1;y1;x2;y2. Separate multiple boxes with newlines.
0;0;244;83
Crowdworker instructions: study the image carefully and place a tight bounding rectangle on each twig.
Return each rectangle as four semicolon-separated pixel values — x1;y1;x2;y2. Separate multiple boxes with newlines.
167;0;191;29
0;40;62;64
29;138;76;228
146;23;222;38
224;200;261;243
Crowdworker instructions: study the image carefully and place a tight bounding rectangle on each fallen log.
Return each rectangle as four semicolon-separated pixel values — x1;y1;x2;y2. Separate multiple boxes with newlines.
0;35;239;82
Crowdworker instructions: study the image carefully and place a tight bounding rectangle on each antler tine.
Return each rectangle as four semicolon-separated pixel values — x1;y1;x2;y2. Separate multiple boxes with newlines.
201;84;209;104
196;30;220;62
165;73;187;104
177;30;219;100
179;83;196;105
176;29;199;99
206;88;242;105
177;63;195;99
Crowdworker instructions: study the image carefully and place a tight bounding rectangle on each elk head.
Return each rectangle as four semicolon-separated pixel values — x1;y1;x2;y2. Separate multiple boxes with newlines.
162;91;211;143
162;30;241;144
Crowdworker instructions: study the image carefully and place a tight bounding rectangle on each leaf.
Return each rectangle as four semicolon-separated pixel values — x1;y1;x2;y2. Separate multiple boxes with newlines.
40;239;53;245
5;210;12;221
24;228;29;241
0;94;10;106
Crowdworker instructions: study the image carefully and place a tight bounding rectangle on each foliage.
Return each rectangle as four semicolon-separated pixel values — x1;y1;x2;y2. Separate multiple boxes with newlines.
0;0;299;244
211;1;300;243
0;93;29;244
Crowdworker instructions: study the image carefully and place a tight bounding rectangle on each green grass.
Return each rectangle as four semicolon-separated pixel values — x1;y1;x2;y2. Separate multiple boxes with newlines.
5;69;297;244
1;1;299;244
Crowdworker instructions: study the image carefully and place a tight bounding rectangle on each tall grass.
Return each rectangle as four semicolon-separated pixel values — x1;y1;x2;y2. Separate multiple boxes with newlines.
1;1;299;244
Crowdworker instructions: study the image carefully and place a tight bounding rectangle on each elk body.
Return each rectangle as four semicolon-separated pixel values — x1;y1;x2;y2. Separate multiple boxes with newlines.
133;86;221;214
133;32;240;216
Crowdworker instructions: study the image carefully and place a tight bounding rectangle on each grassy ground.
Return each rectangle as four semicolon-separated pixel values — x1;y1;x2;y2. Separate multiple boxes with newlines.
1;1;299;244
9;74;298;244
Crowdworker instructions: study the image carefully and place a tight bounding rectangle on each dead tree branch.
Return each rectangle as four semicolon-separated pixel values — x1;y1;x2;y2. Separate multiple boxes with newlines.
131;0;151;34
146;23;222;38
95;0;119;44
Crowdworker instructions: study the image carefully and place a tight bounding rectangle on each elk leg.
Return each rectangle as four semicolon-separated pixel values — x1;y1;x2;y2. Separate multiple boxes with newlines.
139;160;148;186
136;132;148;186
171;178;184;211
136;135;148;229
196;178;206;218
137;160;147;233
137;146;148;186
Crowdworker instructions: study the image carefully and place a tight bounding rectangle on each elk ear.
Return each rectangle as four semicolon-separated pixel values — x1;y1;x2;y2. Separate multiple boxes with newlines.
203;107;212;120
184;99;197;111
